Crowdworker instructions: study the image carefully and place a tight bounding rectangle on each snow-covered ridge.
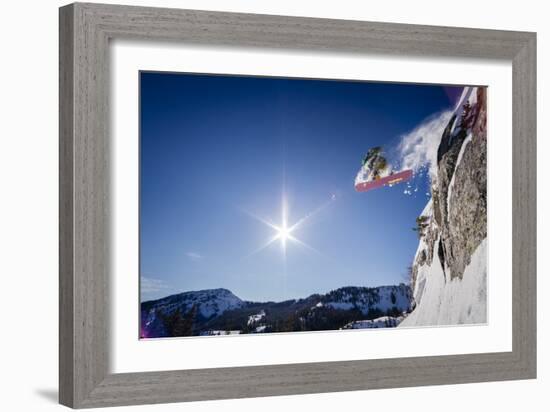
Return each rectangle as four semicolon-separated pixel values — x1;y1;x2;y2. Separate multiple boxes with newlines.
142;288;244;320
142;284;413;338
323;285;411;315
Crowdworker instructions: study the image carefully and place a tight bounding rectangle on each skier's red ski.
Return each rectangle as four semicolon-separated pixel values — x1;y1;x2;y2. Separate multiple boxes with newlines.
355;169;413;193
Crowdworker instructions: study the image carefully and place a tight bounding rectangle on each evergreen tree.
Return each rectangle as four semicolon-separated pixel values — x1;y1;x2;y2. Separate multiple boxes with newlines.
159;304;197;337
412;215;429;238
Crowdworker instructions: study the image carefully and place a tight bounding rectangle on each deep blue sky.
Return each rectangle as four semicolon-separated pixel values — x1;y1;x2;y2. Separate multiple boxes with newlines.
140;72;459;302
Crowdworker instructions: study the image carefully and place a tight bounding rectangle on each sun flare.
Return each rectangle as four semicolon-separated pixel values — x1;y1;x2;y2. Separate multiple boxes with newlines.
243;192;335;259
278;225;290;241
273;220;296;252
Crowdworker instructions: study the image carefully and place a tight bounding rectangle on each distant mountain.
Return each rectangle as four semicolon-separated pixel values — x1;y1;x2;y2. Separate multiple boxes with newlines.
321;285;411;315
140;288;244;338
141;284;412;338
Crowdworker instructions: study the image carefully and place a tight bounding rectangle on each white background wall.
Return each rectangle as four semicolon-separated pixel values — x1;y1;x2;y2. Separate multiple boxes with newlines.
0;1;546;411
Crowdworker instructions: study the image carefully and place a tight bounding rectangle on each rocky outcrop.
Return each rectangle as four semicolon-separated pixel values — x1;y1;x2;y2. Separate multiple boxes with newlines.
438;87;487;280
408;87;487;321
444;89;487;280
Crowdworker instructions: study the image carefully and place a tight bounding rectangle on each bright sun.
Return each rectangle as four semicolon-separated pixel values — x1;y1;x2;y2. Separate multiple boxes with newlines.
274;222;293;250
278;225;290;240
243;192;335;259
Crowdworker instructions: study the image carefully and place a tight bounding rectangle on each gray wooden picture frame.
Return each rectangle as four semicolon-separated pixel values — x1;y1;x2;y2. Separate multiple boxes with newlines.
59;2;536;408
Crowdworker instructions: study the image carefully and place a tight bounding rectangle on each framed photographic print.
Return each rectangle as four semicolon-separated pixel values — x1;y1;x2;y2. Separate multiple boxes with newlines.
138;74;486;339
59;2;536;408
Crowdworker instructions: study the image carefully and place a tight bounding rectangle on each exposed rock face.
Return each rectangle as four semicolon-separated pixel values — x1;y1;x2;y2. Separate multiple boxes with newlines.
410;87;487;307
444;89;487;280
439;87;487;280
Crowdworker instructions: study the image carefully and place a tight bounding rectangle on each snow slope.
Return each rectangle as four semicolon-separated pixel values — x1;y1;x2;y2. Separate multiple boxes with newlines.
401;233;487;326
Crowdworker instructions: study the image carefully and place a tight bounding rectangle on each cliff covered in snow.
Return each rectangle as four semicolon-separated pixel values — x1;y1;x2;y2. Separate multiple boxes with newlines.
400;86;487;327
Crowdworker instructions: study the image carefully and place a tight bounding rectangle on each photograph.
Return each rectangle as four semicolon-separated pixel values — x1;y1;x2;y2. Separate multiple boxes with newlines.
139;72;487;339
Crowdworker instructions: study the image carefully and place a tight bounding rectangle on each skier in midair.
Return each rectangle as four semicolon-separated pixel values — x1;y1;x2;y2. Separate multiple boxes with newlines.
355;146;412;193
361;147;387;180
